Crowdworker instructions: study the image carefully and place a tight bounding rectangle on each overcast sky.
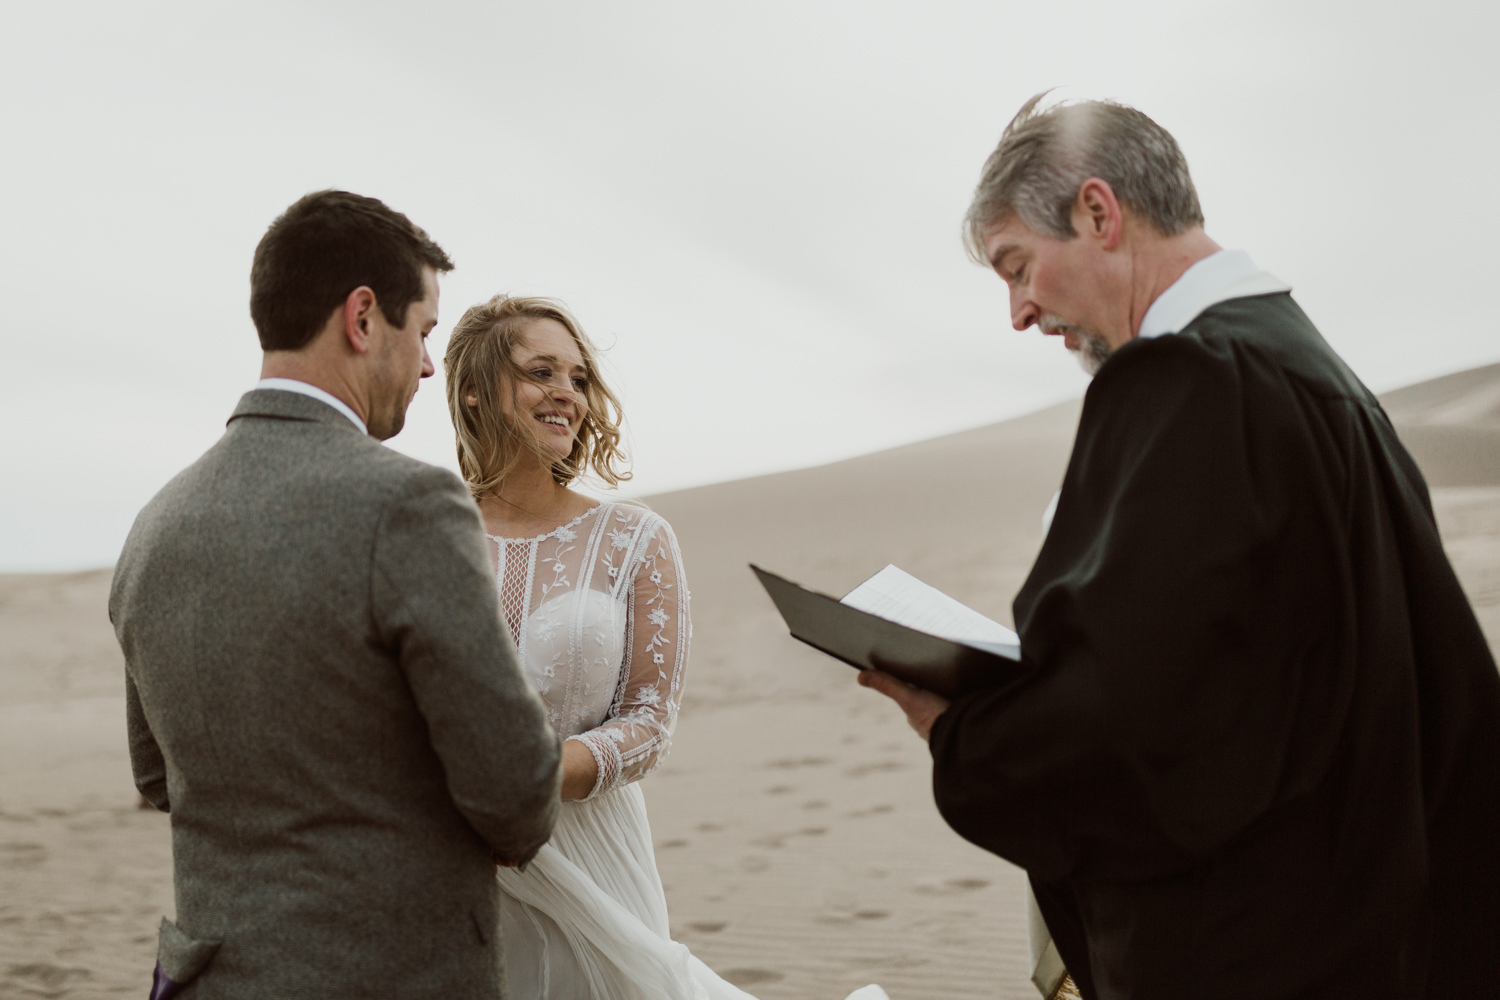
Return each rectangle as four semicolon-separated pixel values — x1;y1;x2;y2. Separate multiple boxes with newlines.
3;0;1497;571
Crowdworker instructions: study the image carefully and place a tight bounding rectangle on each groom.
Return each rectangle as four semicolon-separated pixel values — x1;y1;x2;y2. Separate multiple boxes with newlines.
110;190;561;999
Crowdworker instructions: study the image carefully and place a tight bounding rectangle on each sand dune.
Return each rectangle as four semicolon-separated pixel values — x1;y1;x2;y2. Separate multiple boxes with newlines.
1381;360;1500;488
1383;361;1500;641
2;363;1497;999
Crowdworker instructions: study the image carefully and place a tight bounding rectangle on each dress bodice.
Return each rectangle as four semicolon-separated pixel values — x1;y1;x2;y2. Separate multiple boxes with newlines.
489;502;690;799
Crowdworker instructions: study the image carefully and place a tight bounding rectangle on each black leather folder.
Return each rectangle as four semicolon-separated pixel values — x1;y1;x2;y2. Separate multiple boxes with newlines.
751;564;1023;699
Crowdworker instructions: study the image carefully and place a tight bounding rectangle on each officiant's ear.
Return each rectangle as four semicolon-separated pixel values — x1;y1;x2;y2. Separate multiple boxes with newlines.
1073;178;1124;251
342;285;379;354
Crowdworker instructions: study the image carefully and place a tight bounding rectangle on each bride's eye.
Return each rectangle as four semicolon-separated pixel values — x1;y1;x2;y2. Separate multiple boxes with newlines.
530;367;552;382
571;376;588;391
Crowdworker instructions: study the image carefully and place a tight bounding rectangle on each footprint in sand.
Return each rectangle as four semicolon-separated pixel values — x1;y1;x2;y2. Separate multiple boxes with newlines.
753;827;827;849
4;964;93;993
801;799;829;810
656;839;689;850
687;920;728;933
844;760;907;778
696;822;723;832
0;842;46;869
764;756;832;770
911;876;992;895
947;877;990;891
765;784;794;796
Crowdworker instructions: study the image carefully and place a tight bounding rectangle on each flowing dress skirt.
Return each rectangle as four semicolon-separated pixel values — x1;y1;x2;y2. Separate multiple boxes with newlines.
496;782;754;1000
496;784;889;1000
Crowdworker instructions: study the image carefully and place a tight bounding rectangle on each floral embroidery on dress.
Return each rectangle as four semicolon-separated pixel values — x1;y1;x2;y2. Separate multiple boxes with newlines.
532;614;561;645
489;503;689;801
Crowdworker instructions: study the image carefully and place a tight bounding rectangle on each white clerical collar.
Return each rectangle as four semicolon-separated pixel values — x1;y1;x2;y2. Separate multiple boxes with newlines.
255;377;368;435
1137;249;1292;340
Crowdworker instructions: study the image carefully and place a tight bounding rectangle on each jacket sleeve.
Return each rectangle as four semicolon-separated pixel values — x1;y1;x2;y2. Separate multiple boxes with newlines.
371;466;561;863
125;667;170;811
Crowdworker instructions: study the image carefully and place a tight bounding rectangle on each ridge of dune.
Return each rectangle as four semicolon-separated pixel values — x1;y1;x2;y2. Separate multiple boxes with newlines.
1379;360;1500;427
1379;360;1500;488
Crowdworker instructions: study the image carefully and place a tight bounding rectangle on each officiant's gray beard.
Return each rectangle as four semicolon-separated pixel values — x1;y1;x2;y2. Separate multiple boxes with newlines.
1043;317;1113;376
1073;331;1113;376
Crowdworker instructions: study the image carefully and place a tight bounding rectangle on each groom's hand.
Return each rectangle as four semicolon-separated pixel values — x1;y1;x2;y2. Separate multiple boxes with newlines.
857;668;950;742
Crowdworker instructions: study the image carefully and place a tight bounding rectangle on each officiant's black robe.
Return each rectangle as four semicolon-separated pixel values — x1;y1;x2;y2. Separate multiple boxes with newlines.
929;293;1500;999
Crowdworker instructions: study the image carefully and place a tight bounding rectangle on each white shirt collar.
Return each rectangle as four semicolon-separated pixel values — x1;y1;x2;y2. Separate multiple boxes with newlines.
1137;249;1292;339
255;378;368;435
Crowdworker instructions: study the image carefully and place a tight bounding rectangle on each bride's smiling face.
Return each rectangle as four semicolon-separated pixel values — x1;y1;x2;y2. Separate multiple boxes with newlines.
499;318;590;460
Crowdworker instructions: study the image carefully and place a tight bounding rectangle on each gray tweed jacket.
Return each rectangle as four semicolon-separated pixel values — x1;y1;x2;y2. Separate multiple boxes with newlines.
110;389;561;999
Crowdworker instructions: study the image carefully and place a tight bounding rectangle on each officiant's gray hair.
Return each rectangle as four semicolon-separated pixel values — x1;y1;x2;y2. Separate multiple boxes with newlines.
963;93;1204;260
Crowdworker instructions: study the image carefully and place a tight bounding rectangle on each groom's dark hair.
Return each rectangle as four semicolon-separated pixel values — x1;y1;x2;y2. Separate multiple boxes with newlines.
250;190;454;352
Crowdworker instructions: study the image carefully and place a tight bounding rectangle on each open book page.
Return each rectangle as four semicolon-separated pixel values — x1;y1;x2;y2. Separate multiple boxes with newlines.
840;564;1021;660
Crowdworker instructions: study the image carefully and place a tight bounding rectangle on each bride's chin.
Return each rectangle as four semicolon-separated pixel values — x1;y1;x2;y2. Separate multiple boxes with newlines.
518;427;575;455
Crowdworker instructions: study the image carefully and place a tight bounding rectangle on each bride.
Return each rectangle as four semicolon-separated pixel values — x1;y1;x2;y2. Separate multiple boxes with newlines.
443;295;885;1000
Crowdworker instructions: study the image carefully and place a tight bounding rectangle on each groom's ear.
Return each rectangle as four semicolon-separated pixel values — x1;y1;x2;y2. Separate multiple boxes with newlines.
342;286;379;355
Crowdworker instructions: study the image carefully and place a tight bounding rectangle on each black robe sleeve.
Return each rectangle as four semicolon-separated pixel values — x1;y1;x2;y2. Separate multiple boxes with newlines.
930;331;1366;883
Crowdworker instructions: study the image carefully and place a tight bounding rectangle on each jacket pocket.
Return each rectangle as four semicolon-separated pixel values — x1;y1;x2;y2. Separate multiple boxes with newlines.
151;916;221;999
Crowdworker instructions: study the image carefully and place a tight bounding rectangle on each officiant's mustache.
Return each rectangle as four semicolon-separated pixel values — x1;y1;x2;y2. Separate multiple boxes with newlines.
1040;315;1112;376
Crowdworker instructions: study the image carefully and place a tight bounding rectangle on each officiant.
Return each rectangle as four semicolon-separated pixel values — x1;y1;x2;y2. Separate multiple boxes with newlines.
860;93;1500;998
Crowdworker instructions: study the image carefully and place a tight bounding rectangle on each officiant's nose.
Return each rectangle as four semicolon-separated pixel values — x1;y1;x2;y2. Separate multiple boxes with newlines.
1011;288;1040;332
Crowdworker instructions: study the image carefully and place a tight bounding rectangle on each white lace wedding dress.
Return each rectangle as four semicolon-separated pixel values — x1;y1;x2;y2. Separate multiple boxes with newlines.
488;502;886;1000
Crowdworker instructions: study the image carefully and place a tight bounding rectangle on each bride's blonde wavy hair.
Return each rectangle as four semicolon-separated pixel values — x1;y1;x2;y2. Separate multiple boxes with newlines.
443;295;630;498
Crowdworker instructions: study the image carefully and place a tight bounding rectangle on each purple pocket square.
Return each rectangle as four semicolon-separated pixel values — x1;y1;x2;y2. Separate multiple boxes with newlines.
150;962;183;1000
152;916;220;997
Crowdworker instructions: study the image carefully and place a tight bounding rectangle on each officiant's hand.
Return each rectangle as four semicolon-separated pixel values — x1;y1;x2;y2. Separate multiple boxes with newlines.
858;669;950;742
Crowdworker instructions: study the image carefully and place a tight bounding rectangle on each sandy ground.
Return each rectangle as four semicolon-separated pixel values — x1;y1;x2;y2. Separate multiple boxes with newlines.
3;371;1497;999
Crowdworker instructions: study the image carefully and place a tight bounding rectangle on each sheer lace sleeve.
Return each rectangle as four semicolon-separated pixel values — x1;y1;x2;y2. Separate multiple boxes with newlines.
568;515;690;799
